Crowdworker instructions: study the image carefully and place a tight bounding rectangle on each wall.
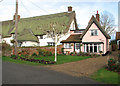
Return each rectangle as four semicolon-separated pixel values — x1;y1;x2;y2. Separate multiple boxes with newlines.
13;45;64;56
37;20;75;46
81;23;107;54
21;41;39;47
2;35;14;46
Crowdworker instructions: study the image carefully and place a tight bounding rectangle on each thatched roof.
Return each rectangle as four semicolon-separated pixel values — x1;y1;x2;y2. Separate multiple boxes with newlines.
2;11;77;41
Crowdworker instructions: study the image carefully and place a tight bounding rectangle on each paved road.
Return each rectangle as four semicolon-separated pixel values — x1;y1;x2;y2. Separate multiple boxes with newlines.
2;62;102;84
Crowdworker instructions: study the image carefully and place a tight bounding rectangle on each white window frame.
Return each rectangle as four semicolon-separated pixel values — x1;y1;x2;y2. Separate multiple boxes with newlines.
64;43;71;48
75;43;80;50
91;29;98;36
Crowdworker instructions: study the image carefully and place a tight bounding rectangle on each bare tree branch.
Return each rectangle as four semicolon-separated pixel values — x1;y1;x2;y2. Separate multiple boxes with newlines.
100;11;115;35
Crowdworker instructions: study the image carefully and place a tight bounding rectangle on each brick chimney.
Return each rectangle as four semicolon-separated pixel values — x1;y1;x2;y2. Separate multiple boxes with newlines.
13;13;20;21
68;6;72;12
96;10;100;22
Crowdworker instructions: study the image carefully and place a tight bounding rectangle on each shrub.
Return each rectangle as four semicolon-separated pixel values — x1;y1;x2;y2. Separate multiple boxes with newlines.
61;48;64;54
2;43;12;56
49;52;53;56
109;51;112;55
37;49;45;56
90;54;100;58
37;49;53;56
32;53;38;57
107;58;117;71
70;52;74;56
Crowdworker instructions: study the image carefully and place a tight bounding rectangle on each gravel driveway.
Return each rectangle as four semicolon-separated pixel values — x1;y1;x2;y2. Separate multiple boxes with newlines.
45;51;119;77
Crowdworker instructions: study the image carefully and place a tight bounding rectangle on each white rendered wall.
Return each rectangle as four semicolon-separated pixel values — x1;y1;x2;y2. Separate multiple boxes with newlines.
21;41;39;47
38;20;75;46
2;34;14;46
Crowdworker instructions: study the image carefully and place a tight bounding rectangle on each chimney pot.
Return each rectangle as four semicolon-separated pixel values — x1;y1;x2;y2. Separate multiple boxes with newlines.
96;10;100;22
68;6;72;12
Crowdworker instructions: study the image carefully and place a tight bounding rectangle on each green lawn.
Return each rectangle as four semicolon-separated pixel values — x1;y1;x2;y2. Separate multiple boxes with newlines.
2;55;91;65
91;68;120;84
34;55;91;64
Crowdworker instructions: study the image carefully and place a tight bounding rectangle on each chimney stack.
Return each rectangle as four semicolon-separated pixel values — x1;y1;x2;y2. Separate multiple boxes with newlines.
68;6;72;12
96;10;100;22
13;13;20;21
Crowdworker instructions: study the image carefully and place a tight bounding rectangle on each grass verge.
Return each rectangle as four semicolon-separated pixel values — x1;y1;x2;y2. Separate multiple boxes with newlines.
90;68;120;84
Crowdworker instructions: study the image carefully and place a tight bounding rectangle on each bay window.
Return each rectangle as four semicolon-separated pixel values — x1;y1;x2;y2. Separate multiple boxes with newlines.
84;43;101;53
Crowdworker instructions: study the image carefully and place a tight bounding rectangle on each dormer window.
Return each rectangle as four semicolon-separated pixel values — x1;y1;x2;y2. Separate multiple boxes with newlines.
91;29;98;36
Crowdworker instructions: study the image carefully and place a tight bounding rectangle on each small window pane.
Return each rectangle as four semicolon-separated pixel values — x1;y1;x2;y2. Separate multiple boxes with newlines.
91;30;98;36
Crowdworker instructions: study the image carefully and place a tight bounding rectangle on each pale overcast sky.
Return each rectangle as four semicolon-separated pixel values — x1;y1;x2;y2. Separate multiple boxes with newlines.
0;0;119;39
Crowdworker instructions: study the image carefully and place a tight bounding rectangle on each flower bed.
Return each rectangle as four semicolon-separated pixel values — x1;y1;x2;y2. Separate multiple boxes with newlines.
10;55;56;65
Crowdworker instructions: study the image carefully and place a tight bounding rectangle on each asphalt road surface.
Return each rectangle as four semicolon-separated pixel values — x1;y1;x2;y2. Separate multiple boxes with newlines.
2;62;102;84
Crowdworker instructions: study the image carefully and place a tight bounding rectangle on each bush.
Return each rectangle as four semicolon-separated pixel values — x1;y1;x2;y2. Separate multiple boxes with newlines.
61;48;64;54
48;52;52;56
2;43;12;56
108;58;117;71
91;54;100;58
45;51;52;56
107;58;120;72
32;53;38;57
70;52;74;56
37;49;52;56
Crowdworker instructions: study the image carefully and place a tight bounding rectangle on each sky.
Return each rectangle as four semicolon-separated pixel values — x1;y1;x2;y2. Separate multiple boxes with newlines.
0;0;119;40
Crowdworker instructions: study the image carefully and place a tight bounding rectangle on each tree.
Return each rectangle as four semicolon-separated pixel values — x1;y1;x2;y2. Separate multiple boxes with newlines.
38;22;67;62
100;11;116;35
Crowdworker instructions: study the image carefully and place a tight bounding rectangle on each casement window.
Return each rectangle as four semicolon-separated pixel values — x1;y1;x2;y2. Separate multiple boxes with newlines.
47;42;55;46
64;43;71;48
91;30;98;36
75;43;80;49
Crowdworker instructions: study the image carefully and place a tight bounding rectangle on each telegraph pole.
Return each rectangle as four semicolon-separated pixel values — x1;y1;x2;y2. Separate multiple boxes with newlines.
14;0;18;56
